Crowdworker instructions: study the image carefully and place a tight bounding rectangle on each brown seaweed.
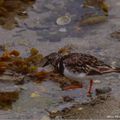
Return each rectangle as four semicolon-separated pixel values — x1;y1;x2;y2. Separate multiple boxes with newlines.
0;0;36;29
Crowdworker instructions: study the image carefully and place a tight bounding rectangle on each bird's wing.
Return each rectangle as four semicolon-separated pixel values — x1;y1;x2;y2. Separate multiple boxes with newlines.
63;53;112;75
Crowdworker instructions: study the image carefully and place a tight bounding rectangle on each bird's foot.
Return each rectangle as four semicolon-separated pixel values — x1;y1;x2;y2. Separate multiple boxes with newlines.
87;91;92;97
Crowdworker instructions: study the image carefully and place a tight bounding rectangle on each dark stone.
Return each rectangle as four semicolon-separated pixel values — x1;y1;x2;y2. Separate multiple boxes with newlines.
63;96;74;102
96;87;112;95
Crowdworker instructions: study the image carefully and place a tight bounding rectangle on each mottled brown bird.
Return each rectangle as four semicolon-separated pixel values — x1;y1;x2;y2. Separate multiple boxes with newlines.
43;52;120;95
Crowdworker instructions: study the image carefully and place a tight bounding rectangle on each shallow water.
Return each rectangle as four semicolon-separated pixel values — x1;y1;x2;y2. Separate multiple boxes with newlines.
0;0;120;119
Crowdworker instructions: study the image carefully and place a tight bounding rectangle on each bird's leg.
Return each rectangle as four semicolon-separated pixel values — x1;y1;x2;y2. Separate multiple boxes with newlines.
87;79;93;96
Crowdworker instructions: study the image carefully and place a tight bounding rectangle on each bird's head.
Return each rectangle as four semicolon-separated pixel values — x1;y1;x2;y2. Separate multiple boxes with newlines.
42;52;61;67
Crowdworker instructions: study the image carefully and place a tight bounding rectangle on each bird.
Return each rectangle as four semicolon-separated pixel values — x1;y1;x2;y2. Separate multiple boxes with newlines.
42;52;120;95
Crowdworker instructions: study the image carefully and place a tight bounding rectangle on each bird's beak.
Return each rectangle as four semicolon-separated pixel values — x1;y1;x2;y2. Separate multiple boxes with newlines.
40;57;49;67
42;60;49;67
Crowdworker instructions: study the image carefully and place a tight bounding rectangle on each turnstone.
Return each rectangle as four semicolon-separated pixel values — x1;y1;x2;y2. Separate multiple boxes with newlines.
42;52;120;95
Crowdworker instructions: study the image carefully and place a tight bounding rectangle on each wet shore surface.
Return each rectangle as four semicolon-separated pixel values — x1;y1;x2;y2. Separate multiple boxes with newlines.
0;0;120;119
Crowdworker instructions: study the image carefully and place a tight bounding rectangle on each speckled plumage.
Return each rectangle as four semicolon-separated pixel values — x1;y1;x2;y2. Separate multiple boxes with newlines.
60;53;111;75
43;52;120;94
44;52;120;76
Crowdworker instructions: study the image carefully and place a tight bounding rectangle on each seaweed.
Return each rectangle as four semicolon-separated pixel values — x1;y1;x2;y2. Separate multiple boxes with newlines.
0;0;36;29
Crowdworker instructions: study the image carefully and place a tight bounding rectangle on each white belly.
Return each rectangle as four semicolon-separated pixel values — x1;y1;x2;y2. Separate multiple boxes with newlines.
64;67;94;89
63;67;86;82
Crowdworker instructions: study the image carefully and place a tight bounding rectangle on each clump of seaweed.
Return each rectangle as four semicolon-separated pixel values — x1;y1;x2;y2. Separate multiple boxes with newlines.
83;0;109;16
0;0;36;29
0;86;20;110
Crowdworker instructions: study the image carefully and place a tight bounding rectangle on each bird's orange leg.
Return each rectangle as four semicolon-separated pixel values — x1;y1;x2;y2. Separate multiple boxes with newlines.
87;79;93;96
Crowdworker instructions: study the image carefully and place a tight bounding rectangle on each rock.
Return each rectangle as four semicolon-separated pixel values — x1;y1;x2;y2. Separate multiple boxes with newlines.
97;94;109;100
111;31;120;40
89;94;109;106
0;85;20;109
56;15;71;26
0;85;20;102
96;87;112;95
47;109;59;119
0;71;25;85
59;28;67;32
77;107;83;111
63;96;74;102
94;80;101;84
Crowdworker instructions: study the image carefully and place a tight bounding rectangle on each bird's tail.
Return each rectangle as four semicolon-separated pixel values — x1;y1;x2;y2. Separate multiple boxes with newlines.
113;67;120;73
101;67;120;74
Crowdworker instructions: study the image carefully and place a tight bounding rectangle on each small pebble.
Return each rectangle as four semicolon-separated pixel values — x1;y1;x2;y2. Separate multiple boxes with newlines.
94;80;101;84
63;96;73;102
96;87;112;95
51;109;58;113
56;15;71;25
78;107;83;111
59;28;67;32
98;94;109;100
